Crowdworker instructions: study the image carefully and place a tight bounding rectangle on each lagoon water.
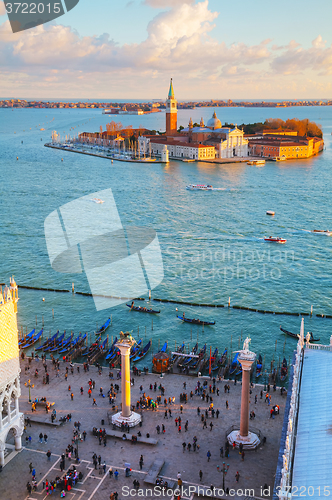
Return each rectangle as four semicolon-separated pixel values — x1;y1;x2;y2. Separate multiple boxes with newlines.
0;104;331;370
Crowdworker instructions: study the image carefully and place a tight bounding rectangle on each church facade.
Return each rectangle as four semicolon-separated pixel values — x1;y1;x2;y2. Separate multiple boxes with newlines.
138;80;248;160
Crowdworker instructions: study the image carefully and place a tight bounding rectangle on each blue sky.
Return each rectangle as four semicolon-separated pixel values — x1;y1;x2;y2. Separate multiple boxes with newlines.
1;0;332;99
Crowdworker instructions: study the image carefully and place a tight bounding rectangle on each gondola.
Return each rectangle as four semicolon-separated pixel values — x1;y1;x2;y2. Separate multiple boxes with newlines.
95;317;111;335
280;326;320;342
256;354;263;379
159;341;168;353
280;358;288;382
127;303;160;314
105;337;118;360
182;343;198;366
218;348;228;368
129;339;142;360
229;352;240;376
47;332;68;352
35;331;58;351
189;344;206;370
171;343;185;364
21;329;43;349
44;332;67;352
210;348;219;371
81;335;102;356
177;316;215;326
58;333;82;354
18;329;35;347
132;340;152;362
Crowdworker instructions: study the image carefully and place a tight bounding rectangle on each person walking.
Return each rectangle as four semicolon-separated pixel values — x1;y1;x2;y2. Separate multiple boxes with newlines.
39;432;43;443
241;450;245;461
139;455;143;470
46;450;51;461
226;400;229;409
199;470;203;482
235;471;240;482
209;422;213;431
207;450;211;462
220;446;223;457
29;462;33;474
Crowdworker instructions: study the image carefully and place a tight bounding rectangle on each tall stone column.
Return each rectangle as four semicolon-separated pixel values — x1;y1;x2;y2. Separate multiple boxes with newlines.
111;332;141;428
239;357;253;437
119;343;131;418
227;338;260;450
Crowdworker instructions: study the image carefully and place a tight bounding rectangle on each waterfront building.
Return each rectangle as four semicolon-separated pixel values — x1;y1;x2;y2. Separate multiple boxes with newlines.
248;134;324;159
0;278;24;467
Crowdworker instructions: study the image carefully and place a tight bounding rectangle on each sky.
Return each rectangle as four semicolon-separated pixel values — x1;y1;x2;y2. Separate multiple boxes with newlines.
1;0;332;99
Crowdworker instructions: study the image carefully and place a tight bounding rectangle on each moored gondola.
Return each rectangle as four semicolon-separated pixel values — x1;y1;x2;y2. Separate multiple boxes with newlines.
177;315;215;326
35;331;58;351
132;340;152;362
21;329;43;349
95;317;111;335
229;352;240;376
280;358;288;382
280;326;320;342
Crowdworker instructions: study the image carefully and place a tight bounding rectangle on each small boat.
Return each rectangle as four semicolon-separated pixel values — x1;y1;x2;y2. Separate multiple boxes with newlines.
229;352;240;376
256;354;263;379
182;159;195;162
35;331;59;351
47;332;67;352
311;230;332;236
264;236;287;244
280;358;288;382
247;159;265;165
95;318;111;335
18;329;35;346
129;339;142;360
21;329;43;349
218;348;228;368
171;343;185;364
159;341;168;353
186;184;214;191
127;303;160;314
105;337;118;360
266;210;275;216
272;156;287;162
132;340;152;362
189;344;206;370
58;333;82;354
177;315;215;326
280;326;320;342
181;343;198;366
90;198;105;204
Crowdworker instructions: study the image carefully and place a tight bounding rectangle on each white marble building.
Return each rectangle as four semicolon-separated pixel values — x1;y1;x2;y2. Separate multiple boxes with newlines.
0;277;24;467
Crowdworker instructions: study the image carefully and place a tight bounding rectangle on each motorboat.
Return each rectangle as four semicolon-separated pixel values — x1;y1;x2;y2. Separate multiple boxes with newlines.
266;210;275;216
311;230;332;236
186;184;213;191
264;236;287;243
247;159;265;165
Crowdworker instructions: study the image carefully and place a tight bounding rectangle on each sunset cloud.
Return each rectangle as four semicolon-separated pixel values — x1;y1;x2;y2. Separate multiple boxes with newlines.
0;0;331;99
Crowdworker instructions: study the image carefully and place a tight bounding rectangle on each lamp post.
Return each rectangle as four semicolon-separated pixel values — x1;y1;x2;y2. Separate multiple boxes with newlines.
264;370;267;391
25;379;34;403
222;462;230;491
74;433;79;463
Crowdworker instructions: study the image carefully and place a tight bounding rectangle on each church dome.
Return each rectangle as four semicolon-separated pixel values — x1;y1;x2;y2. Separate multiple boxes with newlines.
207;111;221;130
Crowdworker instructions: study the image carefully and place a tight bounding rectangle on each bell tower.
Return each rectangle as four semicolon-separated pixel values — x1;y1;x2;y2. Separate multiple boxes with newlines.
166;78;177;135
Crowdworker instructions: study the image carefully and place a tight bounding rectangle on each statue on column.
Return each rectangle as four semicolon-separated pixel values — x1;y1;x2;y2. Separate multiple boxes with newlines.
242;337;251;352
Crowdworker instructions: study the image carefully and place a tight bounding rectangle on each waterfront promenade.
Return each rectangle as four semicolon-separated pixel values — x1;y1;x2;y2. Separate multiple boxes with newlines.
2;357;287;499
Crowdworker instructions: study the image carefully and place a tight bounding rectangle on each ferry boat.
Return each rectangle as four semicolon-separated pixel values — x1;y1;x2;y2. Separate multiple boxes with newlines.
186;184;213;191
264;236;287;244
247;159;265;165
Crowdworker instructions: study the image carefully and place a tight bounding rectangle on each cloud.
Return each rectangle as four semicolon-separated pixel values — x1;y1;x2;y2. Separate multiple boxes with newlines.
0;0;331;99
271;36;332;76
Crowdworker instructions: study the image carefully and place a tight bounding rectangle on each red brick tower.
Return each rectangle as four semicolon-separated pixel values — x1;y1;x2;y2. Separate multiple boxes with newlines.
166;78;177;135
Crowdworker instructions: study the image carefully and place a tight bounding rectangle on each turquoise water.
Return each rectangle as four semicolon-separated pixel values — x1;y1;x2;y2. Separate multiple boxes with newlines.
1;105;331;370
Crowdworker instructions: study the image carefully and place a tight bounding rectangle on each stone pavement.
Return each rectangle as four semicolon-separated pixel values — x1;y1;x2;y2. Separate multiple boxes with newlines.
0;357;287;499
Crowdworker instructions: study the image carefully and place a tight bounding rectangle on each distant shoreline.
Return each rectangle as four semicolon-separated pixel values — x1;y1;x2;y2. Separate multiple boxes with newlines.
1;98;332;110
